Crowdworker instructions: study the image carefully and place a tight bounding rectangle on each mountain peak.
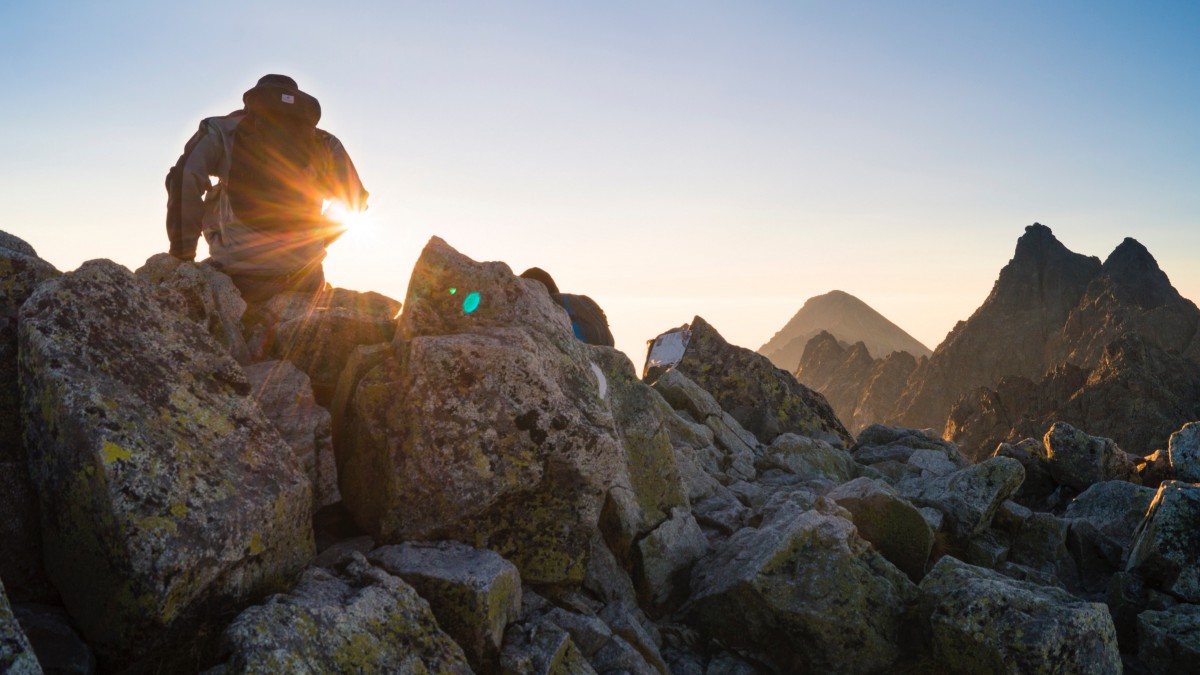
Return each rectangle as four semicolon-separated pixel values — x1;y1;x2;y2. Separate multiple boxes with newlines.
1099;237;1181;309
1012;223;1072;263
986;223;1101;312
1103;237;1156;273
759;291;931;370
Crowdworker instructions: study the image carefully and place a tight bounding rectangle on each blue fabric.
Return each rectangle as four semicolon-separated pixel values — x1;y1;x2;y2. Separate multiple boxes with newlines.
560;295;585;340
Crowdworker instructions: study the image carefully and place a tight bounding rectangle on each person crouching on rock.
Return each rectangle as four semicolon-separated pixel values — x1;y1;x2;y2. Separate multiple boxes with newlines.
520;267;615;347
164;74;368;302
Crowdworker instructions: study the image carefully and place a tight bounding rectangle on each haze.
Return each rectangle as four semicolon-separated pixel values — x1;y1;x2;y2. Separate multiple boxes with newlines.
3;1;1197;365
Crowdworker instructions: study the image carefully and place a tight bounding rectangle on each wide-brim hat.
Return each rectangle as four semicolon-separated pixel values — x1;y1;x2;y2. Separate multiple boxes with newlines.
242;74;321;127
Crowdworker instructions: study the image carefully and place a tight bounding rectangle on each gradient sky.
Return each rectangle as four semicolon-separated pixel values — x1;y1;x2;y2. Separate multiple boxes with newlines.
3;1;1197;367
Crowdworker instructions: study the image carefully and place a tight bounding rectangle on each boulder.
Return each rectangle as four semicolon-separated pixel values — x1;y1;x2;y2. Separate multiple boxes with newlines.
134;254;250;364
244;360;339;507
1044;422;1138;491
906;448;960;478
592;347;690;550
1063;520;1124;595
918;556;1121;674
337;238;624;585
1104;570;1182;653
669;316;852;447
210;551;471;673
688;505;917;673
18;260;313;669
500;623;596;675
1006;512;1074;583
11;603;95;675
703;413;758;481
504;594;661;674
589;635;660;675
994;438;1057;508
653;371;760;490
757;433;856;483
0;470;53;604
328;342;391;445
582;532;639;609
900;456;1025;540
651;368;724;422
1137;604;1200;675
0;232;59;601
597;604;670;674
535;605;613;659
1126;480;1200;602
247;288;401;404
267;308;396;405
0;231;59;452
691;489;750;538
1168;421;1200;483
636;508;708;606
828;477;933;581
1138;448;1174;488
368;541;522;670
0;581;41;675
1063;480;1156;551
853;425;969;470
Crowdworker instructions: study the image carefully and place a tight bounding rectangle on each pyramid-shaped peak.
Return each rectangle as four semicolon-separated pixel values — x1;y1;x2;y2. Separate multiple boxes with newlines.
1102;237;1157;273
1100;237;1181;308
802;290;868;309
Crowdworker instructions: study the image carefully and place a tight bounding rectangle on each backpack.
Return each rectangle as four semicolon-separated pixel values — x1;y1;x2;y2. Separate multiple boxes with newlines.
553;293;615;347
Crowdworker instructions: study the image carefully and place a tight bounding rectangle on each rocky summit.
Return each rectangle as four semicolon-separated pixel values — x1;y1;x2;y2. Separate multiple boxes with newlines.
0;227;1196;673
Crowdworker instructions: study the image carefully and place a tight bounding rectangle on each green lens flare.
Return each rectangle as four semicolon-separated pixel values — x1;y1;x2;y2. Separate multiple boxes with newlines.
449;288;457;294
463;292;481;314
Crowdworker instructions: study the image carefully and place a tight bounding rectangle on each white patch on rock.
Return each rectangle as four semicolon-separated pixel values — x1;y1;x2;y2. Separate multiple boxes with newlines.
591;361;607;400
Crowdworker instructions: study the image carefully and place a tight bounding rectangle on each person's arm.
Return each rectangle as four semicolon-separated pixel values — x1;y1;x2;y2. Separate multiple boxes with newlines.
320;133;369;212
165;120;223;260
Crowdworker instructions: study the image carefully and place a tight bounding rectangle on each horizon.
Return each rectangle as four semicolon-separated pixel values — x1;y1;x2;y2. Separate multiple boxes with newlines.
3;2;1197;366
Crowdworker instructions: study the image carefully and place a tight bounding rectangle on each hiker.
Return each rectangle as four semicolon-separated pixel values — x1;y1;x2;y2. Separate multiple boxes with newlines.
520;267;615;347
165;74;368;301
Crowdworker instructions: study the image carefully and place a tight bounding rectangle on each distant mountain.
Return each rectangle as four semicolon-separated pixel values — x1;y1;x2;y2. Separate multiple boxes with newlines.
758;290;931;371
793;331;920;434
791;223;1200;456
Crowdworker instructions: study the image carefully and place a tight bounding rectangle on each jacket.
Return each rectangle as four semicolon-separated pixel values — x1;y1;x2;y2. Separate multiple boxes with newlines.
166;111;368;276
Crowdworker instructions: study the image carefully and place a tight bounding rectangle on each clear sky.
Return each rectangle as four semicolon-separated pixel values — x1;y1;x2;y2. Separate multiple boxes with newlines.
3;1;1197;367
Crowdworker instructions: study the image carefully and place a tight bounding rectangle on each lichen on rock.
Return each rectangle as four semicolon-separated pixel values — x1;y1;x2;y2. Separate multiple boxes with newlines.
18;259;313;669
918;556;1121;674
211;551;471;674
337;238;624;585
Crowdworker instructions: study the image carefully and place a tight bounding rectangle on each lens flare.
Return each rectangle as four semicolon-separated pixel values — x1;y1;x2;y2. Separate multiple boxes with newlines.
463;292;481;314
322;200;371;235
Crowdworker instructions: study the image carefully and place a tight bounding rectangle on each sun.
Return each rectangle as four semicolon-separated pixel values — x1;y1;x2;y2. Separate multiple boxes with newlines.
322;199;373;238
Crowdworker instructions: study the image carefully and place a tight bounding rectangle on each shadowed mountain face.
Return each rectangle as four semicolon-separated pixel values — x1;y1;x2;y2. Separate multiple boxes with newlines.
948;334;1200;460
890;223;1101;430
1047;238;1200;369
758;290;931;371
793;331;920;435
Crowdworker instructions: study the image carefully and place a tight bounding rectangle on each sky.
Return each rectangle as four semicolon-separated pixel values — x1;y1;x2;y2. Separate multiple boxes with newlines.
3;1;1198;368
